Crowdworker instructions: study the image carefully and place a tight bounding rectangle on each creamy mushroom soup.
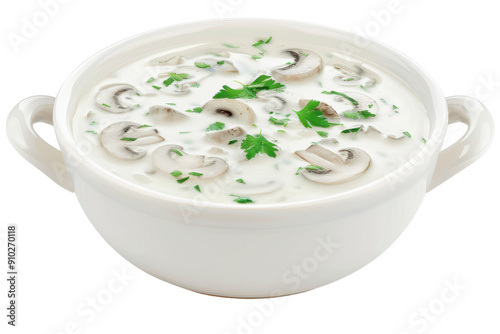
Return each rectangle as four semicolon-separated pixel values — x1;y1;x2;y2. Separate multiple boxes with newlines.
73;36;430;204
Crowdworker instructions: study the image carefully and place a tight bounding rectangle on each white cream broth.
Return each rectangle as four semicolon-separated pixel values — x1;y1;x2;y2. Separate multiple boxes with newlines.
73;36;430;205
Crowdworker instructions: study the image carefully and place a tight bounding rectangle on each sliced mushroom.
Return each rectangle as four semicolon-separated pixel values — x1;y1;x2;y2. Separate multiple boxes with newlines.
99;121;164;160
202;99;255;124
257;90;302;112
196;58;238;72
96;84;139;113
295;145;371;184
329;92;379;114
229;181;282;196
152;145;229;179
272;49;322;82
206;126;246;144
148;105;187;122
331;60;381;87
298;99;338;117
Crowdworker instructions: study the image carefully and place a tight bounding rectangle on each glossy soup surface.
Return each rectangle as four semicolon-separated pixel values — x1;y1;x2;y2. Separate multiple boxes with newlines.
72;35;430;205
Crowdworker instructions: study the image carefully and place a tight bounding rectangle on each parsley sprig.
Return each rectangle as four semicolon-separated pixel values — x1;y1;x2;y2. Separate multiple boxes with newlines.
241;132;279;160
343;110;376;120
294;100;333;128
213;75;285;99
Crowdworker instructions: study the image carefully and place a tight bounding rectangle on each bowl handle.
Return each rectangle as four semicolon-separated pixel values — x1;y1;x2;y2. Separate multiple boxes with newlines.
6;96;74;192
428;95;494;191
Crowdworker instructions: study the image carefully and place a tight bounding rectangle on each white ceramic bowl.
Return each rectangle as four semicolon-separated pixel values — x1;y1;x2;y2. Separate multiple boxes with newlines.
6;19;494;298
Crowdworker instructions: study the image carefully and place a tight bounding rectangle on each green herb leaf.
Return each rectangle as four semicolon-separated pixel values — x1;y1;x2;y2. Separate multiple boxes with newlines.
403;131;412;138
294;100;331;128
268;116;289;127
206;121;225;132
120;137;137;141
343;112;359;120
231;195;254;204
163;72;189;87
177;176;190;184
213;75;285;99
422;137;427;144
295;167;303;175
166;102;177;106
90;121;98;126
252;36;272;47
172;149;183;156
316;131;328;138
228;139;238;145
251;55;262;60
189;172;204;177
195;62;211;69
194;185;201;192
305;165;324;170
341;127;361;134
321;91;358;105
217;60;225;66
138;124;153;128
171;170;183;177
152;85;162;90
185;107;202;113
277;130;286;133
86;130;98;135
146;77;155;83
102;103;111;107
358;110;376;119
191;83;200;88
241;133;279;160
179;131;191;134
236;178;246;184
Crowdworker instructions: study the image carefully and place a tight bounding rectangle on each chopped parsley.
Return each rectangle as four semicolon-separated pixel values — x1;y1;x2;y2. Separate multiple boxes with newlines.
152;85;162;90
172;149;183;156
252;36;272;47
90;121;98;126
241;132;279;160
277;130;286;133
206;121;225;131
236;178;246;184
228;139;238;145
403;131;412;138
251;55;262;60
217;60;225;66
422;137;427;144
341;127;362;134
368;104;373;109
231;195;254;204
294;100;332;128
186;107;202;113
163;72;189;87
177;177;190;184
344;78;355;81
305;165;324;170
166;103;177;106
342;110;376;120
213;75;285;99
146;77;155;83
179;131;191;134
316;131;329;138
86;130;98;135
138;124;152;128
102;103;111;107
195;62;211;69
120;137;137;141
191;83;200;88
194;185;201;193
321;91;358;105
295;167;303;175
268;116;289;127
170;170;183;177
189;172;203;177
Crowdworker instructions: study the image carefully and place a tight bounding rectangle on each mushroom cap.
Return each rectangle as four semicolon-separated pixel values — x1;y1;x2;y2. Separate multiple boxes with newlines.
331;59;382;87
99;121;164;160
205;126;246;144
272;49;322;82
148;105;188;122
96;84;139;113
257;90;302;112
298;99;338;117
202;99;255;124
295;145;371;184
152;145;229;179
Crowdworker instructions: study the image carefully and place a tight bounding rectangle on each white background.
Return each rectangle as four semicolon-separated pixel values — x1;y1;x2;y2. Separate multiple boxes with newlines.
1;0;499;333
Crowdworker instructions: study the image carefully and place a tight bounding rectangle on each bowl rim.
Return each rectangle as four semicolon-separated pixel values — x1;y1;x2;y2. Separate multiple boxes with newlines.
53;18;447;211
